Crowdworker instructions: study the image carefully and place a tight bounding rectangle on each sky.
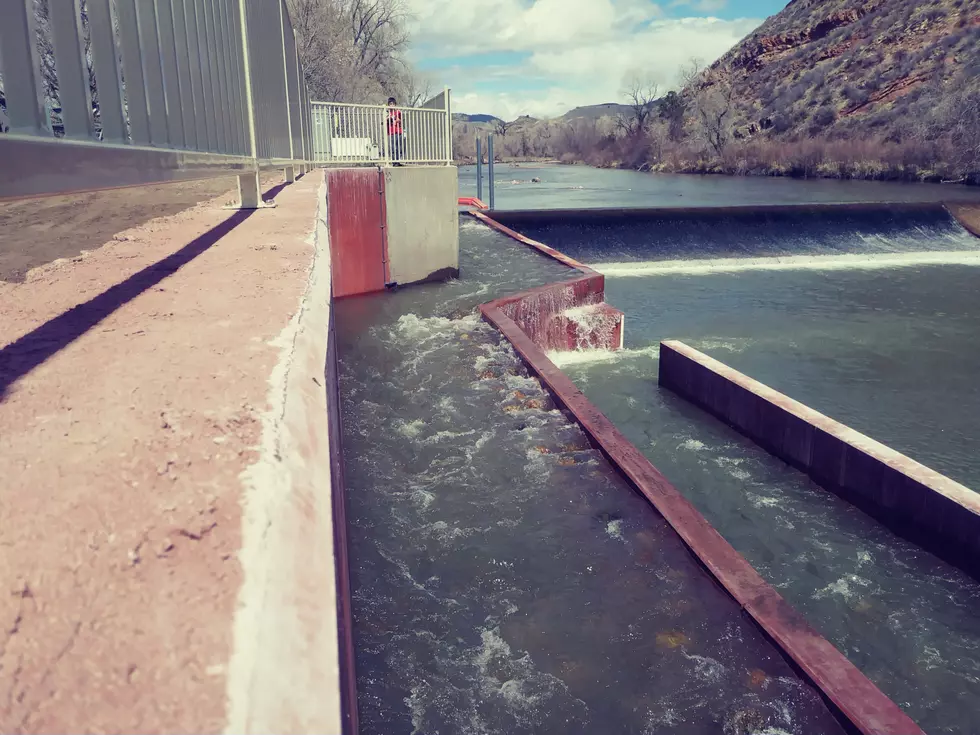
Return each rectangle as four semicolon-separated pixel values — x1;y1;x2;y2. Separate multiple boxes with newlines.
404;0;790;119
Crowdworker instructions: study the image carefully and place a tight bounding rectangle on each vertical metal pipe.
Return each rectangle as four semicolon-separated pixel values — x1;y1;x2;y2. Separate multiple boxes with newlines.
476;137;483;203
203;0;228;153
0;0;46;133
137;0;169;145
49;0;95;139
277;0;294;161
88;0;127;142
154;0;184;147
115;0;151;144
236;0;259;161
213;0;238;154
488;134;495;210
171;0;197;149
190;0;215;150
226;0;248;155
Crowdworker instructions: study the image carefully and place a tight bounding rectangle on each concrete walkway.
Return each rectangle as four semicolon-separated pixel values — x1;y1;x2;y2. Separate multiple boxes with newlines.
0;174;335;733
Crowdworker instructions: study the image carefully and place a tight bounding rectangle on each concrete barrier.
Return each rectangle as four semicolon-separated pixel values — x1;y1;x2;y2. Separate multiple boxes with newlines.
475;211;624;351
659;339;980;579
476;219;922;735
384;166;459;286
227;174;354;734
326;166;460;297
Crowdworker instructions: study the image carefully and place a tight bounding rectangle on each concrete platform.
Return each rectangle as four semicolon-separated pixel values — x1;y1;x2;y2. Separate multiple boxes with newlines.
0;174;343;733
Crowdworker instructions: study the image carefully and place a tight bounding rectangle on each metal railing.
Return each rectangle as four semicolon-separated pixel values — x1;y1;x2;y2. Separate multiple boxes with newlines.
0;0;313;206
311;90;453;167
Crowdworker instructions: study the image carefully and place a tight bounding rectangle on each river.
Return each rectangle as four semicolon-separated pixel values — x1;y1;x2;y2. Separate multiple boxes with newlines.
458;162;980;210
455;165;980;734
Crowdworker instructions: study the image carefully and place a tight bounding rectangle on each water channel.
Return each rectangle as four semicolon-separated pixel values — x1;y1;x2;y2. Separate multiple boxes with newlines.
339;166;980;734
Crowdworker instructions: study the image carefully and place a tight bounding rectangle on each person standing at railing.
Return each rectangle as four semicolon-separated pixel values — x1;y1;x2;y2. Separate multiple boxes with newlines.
386;97;404;166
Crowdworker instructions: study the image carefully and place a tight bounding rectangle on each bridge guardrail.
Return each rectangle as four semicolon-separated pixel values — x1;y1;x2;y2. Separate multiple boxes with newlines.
0;0;312;206
311;90;453;167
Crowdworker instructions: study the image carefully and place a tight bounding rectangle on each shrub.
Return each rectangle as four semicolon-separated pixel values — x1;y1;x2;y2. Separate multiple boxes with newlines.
812;105;837;128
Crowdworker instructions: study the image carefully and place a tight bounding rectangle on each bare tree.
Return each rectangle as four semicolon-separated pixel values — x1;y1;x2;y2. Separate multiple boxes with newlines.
288;0;409;102
682;58;736;156
399;72;434;107
494;119;513;138
617;74;659;137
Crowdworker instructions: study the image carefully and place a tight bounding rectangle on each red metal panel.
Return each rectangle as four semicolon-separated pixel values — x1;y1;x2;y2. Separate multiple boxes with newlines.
327;169;386;298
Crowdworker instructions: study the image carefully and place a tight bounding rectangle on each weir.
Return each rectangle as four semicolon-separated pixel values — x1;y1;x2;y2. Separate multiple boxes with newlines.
510;201;980;735
318;180;951;733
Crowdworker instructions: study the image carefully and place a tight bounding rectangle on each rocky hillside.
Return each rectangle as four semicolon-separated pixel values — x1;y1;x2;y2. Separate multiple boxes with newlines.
714;0;980;146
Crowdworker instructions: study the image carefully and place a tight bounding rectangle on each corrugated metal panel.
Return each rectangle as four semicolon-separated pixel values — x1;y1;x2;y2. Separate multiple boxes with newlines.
327;168;386;298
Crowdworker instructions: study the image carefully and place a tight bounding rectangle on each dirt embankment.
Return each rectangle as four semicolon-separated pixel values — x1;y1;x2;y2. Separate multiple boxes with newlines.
0;174;281;283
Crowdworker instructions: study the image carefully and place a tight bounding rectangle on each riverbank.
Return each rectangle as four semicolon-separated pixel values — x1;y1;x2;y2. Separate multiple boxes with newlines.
571;139;980;186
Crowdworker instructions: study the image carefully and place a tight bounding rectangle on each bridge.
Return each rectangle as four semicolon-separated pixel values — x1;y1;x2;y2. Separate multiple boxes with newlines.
2;2;979;734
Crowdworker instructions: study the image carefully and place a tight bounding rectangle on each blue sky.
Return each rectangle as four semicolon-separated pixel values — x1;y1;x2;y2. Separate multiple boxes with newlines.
403;0;790;119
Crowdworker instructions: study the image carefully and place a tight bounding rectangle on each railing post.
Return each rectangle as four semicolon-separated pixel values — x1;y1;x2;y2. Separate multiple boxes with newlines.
234;0;265;208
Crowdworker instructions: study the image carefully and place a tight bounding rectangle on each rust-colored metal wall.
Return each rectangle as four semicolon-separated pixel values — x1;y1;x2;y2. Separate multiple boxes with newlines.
327;169;387;298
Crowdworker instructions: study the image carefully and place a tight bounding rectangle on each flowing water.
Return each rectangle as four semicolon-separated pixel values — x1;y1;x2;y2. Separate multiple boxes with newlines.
335;220;847;735
486;204;980;734
458;163;980;210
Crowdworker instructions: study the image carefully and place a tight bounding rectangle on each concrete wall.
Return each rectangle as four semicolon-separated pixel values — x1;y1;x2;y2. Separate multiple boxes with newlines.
227;173;353;734
659;339;980;578
384;166;459;285
475;212;624;352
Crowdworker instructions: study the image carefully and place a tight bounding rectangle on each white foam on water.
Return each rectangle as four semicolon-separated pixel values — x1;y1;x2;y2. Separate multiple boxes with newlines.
420;429;479;445
396;419;426;438
678;438;706;452
690;338;754;354
410;488;436;510
547;345;660;369
682;653;727;684
748;493;783;509
606;519;624;541
594;250;980;277
420;520;477;544
813;573;873;602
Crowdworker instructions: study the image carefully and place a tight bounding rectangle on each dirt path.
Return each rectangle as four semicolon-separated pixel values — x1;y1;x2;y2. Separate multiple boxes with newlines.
0;173;320;733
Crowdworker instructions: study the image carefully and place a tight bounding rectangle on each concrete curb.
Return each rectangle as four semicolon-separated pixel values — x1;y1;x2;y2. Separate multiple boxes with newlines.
475;213;923;735
226;172;346;734
660;338;980;579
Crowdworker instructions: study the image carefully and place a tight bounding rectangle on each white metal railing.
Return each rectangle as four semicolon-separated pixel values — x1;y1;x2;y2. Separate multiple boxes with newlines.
312;90;453;167
0;0;313;206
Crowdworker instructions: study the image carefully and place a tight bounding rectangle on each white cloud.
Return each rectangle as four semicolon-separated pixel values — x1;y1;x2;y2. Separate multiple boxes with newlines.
405;0;760;119
670;0;729;12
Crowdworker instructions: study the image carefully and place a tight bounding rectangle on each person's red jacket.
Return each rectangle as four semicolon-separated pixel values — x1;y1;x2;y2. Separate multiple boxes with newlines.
387;108;403;135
